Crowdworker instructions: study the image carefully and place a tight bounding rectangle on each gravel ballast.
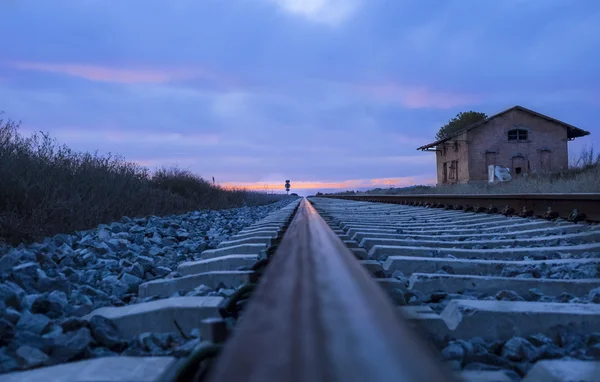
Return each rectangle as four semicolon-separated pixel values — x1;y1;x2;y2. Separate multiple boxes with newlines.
0;199;297;374
436;329;600;379
310;197;600;380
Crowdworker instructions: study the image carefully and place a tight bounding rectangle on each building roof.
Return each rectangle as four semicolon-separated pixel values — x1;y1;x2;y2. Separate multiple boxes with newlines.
416;105;591;151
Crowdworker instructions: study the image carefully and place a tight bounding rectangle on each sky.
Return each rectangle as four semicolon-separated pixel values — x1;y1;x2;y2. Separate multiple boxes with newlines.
0;0;599;196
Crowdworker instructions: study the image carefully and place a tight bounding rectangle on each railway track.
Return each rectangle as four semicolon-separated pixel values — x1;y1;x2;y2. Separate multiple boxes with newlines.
310;196;600;381
1;195;599;381
326;193;600;222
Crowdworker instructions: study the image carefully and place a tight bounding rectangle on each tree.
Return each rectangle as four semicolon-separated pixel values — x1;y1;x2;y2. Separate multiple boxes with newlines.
435;111;488;141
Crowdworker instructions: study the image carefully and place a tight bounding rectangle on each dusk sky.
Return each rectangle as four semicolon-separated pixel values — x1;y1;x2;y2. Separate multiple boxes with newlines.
1;0;598;196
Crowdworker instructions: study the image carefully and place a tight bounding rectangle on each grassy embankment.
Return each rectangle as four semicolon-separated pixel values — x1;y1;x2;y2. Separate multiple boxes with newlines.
328;148;600;196
0;115;287;245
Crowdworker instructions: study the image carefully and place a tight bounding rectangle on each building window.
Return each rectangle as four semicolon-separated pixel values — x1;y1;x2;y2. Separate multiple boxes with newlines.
508;129;528;141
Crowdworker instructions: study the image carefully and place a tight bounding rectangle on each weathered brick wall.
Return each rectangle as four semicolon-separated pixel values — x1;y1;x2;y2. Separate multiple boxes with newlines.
435;131;470;184
466;109;569;182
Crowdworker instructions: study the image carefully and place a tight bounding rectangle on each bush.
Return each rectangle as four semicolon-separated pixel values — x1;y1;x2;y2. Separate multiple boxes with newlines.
0;115;287;244
572;145;600;170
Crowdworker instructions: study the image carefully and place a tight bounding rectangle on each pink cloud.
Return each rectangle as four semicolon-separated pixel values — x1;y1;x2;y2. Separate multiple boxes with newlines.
359;83;484;109
11;61;215;84
44;128;222;146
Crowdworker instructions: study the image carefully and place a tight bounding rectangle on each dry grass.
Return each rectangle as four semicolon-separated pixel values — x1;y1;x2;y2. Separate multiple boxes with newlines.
332;147;600;196
0;115;287;245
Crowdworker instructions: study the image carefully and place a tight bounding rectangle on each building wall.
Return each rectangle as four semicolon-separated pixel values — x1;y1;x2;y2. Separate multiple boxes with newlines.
435;131;470;184
466;108;569;182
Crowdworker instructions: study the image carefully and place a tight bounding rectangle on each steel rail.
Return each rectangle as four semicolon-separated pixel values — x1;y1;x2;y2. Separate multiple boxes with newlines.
323;193;600;222
204;198;456;382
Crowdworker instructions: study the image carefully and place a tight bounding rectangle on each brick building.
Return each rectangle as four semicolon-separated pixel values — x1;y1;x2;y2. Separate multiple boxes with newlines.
416;105;590;185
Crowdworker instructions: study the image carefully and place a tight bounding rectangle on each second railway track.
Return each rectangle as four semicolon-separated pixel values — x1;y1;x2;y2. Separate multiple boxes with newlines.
310;196;600;381
1;195;599;382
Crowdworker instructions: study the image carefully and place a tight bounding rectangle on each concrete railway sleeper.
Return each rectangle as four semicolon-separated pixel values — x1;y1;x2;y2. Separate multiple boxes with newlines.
2;195;600;381
1;198;461;382
0;200;301;382
311;197;600;381
325;194;600;222
199;198;455;382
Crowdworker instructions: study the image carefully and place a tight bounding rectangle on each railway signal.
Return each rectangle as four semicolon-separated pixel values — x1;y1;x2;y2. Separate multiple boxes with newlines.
285;180;290;195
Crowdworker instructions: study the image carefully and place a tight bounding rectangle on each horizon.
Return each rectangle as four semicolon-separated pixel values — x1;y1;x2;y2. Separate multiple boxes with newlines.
1;0;598;197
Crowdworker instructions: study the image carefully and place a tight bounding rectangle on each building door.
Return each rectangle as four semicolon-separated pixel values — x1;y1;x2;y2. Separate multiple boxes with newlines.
540;150;551;172
451;160;459;182
485;152;497;173
512;156;526;176
442;162;448;183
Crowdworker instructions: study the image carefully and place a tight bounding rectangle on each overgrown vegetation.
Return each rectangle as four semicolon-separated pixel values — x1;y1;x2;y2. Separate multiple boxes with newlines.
435;110;488;140
0;115;287;245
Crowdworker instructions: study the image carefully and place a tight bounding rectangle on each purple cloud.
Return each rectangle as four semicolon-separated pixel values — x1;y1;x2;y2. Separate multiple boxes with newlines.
0;0;598;196
358;83;484;109
11;62;203;84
